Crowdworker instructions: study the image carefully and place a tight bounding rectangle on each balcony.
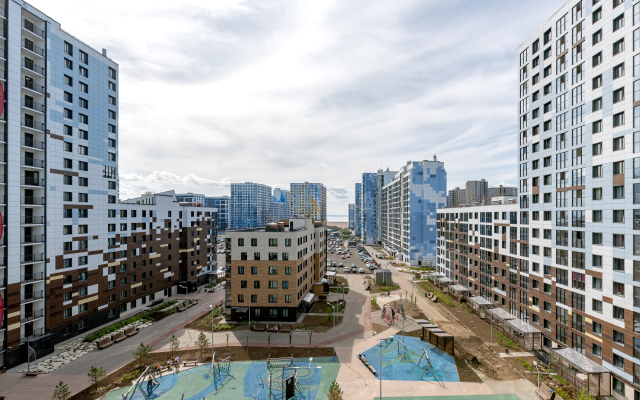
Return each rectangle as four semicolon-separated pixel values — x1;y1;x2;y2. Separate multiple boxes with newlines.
0;277;4;287
21;308;44;323
0;68;4;81
22;39;44;57
21;253;44;263
22;99;45;113
21;328;44;342
22;58;45;76
21;118;44;131
22;80;45;95
21;272;44;282
0;195;7;205
572;239;585;249
0;257;4;266
21;137;45;150
23;19;45;39
21;157;45;168
21;176;45;187
556;238;568;247
22;216;45;225
21;234;45;244
21;290;44;303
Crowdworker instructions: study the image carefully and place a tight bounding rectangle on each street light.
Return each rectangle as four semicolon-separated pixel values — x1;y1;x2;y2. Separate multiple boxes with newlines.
209;304;215;367
372;331;383;399
307;357;322;400
525;361;556;400
178;285;189;327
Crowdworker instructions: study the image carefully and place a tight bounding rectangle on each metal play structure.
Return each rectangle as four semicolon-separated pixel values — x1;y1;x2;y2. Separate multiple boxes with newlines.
211;352;231;382
382;300;405;326
267;355;294;369
268;366;302;400
121;365;160;400
417;349;438;381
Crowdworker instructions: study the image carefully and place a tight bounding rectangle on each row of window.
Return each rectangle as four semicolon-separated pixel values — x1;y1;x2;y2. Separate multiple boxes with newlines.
237;294;292;303
238;238;292;247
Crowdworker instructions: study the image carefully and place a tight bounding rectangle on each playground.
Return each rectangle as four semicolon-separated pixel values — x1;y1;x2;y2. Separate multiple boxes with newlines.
103;356;340;400
360;336;459;382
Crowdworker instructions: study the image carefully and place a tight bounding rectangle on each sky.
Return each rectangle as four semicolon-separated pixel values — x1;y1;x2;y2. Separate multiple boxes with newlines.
31;0;563;219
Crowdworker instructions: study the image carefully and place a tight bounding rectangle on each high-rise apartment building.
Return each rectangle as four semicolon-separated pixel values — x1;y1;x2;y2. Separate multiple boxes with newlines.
438;1;640;396
290;182;326;221
270;188;290;222
176;193;229;232
465;179;488;205
487;185;517;198
0;2;219;369
204;196;229;232
225;218;326;322
229;183;272;230
380;159;446;265
446;187;466;208
348;204;355;229
354;182;362;238
361;170;397;245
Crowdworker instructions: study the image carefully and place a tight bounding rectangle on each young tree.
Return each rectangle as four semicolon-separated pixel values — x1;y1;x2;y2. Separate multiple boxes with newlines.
288;332;293;352
226;333;230;354
52;381;71;400
195;332;210;359
133;342;151;367
267;333;271;354
87;366;106;393
328;380;344;400
169;334;180;358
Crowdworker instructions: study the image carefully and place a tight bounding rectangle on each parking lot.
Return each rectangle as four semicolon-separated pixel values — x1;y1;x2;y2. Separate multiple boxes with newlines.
326;240;376;277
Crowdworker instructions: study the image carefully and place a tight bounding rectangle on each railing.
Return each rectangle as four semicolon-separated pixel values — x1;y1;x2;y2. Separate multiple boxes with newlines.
572;239;585;248
21;176;45;186
21;235;45;244
22;98;45;112
22;216;45;224
556;237;568;246
0;257;4;266
0;277;4;287
21;157;45;168
22;58;45;76
21;137;45;150
21;290;44;303
21;272;44;282
23;39;44;57
21;328;44;342
0;5;5;18
21;253;44;263
21;118;45;131
23;19;45;39
22;80;45;94
21;308;44;323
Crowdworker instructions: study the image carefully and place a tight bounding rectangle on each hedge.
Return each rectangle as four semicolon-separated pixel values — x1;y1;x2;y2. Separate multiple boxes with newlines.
83;300;177;342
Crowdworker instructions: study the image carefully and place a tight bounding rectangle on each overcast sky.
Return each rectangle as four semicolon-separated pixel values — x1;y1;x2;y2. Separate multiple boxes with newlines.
32;0;562;219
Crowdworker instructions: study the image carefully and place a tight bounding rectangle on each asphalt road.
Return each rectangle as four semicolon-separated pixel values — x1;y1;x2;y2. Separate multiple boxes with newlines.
51;290;225;376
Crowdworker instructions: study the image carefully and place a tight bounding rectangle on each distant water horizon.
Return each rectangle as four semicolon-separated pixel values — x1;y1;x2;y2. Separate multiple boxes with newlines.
327;214;348;222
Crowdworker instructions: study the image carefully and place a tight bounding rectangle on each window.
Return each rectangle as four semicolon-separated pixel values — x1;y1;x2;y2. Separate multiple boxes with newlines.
79;161;88;171
63;108;72;119
109;81;116;91
593;74;602;89
593;120;603;134
268;295;278;303
109;96;116;106
593;142;602;155
64;75;72;86
613;63;625;79
592;97;602;111
79;66;88;77
64;41;73;56
593;7;602;23
109;110;116;119
593;29;602;45
79;129;88;140
79;98;88;109
613;87;624;103
79;145;88;155
612;376;625;395
79;50;88;64
592;52;602;67
613;14;625;31
109;67;117;79
614;112;625;127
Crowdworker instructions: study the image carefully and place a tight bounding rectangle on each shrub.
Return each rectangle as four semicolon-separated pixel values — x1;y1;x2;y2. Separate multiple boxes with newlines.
52;381;71;400
133;342;151;366
88;366;106;393
328;380;344;400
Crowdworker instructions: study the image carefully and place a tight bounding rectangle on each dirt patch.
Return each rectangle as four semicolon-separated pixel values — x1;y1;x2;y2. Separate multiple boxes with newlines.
452;337;520;381
294;315;344;332
454;356;483;383
184;309;236;332
310;301;345;314
69;346;335;400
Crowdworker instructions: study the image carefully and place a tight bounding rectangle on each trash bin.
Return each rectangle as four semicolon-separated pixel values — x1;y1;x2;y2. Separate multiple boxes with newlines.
505;348;509;354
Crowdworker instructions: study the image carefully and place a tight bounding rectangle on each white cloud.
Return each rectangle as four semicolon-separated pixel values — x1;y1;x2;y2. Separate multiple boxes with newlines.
30;0;561;216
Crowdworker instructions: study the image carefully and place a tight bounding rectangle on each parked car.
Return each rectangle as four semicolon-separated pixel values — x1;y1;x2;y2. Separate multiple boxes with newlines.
341;255;346;259
332;262;337;267
359;268;365;273
351;266;357;272
339;263;343;268
351;263;356;269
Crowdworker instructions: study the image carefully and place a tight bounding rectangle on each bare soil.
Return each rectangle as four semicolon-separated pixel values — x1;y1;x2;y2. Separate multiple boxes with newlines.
185;313;234;332
310;301;345;314
294;315;344;332
69;346;335;400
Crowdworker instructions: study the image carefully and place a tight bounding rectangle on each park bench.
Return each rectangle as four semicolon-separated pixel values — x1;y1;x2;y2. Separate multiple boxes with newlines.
279;324;292;333
112;331;126;343
185;300;194;308
177;303;186;312
124;326;139;337
253;323;266;332
96;336;114;349
431;295;438;303
183;359;198;367
358;354;377;375
190;298;199;305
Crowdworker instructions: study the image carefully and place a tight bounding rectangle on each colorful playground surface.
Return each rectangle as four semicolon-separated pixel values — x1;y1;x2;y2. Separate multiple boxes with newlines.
361;336;459;382
373;396;521;400
103;356;340;400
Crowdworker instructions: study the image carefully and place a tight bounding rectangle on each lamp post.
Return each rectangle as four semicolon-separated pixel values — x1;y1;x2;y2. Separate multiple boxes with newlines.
307;357;323;400
372;332;383;399
526;361;556;400
209;304;215;367
178;285;188;327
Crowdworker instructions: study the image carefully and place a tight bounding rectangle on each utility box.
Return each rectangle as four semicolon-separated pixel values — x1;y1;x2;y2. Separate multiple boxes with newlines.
375;269;392;285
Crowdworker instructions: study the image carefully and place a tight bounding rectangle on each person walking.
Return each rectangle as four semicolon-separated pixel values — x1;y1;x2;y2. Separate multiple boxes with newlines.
147;376;153;395
174;356;180;374
167;358;173;373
